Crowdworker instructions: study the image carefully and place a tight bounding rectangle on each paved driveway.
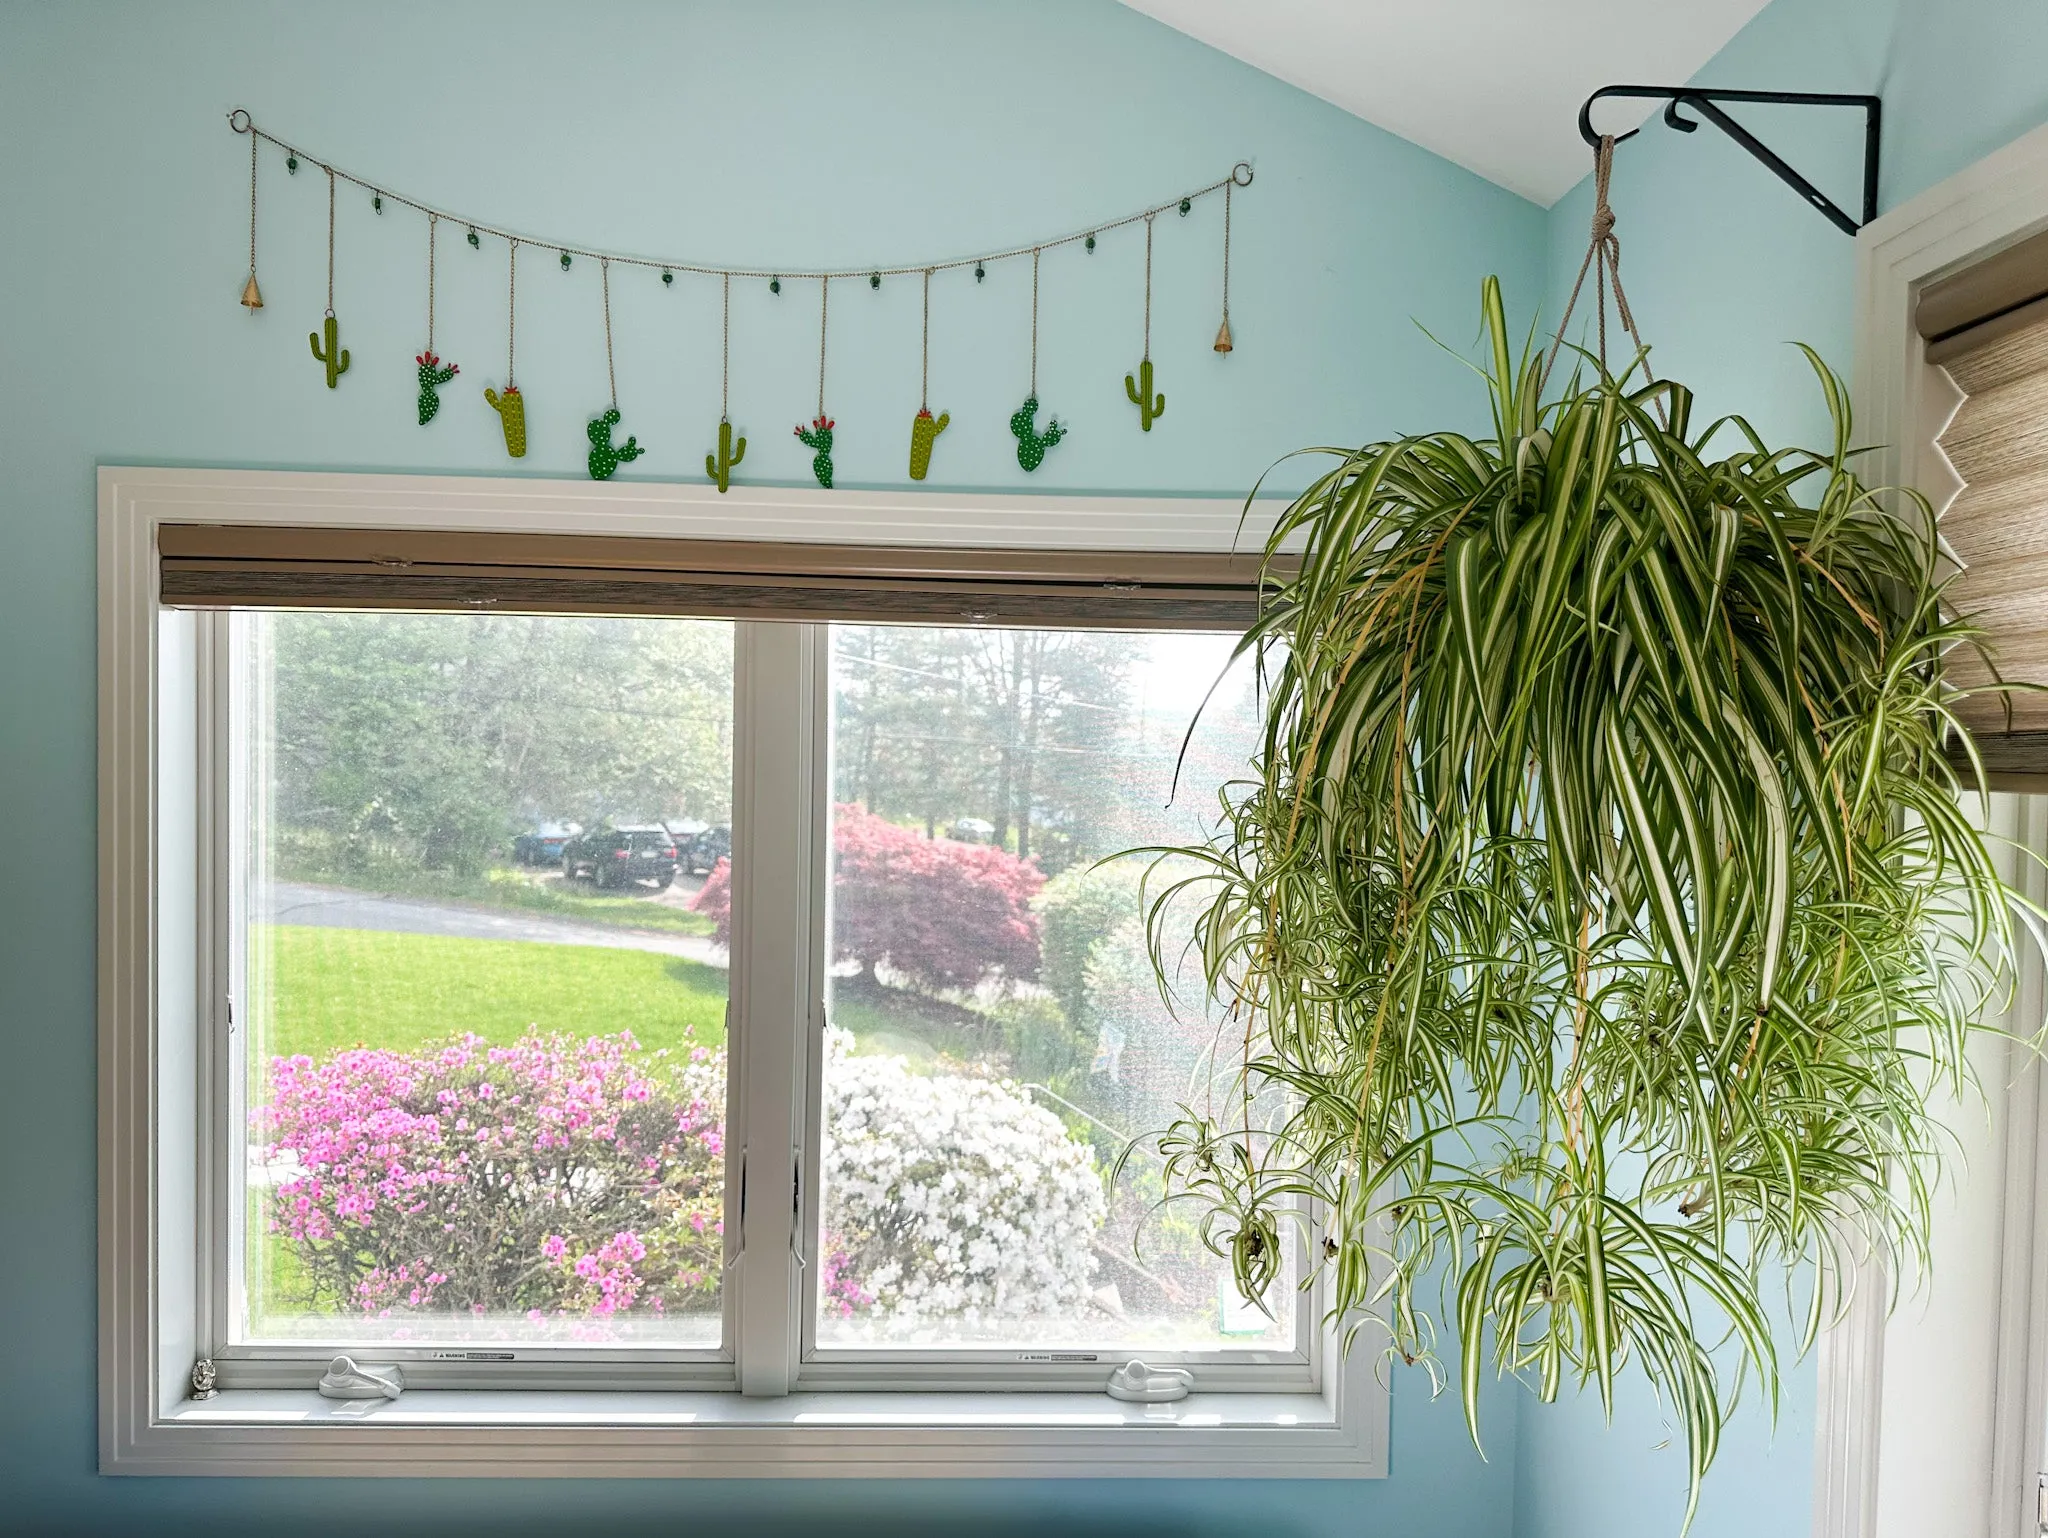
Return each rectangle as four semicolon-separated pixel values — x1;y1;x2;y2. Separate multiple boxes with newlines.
264;881;727;967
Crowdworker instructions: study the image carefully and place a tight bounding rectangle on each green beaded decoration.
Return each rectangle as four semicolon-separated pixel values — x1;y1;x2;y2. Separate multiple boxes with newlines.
586;407;644;481
1009;396;1065;473
468;227;480;248
560;250;572;270
485;384;527;458
974;262;986;283
286;153;298;174
770;276;781;295
309;313;349;388
1085;233;1096;253
415;351;458;425
869;272;880;290
1125;357;1165;431
1179;197;1191;216
372;192;383;214
795;415;836;490
661;270;673;287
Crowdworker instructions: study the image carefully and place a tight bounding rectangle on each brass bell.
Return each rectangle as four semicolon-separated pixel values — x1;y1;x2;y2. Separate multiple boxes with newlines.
1212;315;1233;354
240;272;264;311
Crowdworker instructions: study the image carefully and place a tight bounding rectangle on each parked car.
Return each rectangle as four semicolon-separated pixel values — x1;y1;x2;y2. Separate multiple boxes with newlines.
512;821;580;866
681;823;730;876
947;817;996;844
561;823;680;889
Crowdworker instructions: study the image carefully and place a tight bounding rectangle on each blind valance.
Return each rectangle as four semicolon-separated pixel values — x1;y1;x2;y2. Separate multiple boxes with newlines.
156;523;1275;631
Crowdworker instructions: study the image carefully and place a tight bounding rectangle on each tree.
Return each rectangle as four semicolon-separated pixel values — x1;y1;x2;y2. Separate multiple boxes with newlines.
829;625;1134;872
692;805;1045;992
269;611;733;872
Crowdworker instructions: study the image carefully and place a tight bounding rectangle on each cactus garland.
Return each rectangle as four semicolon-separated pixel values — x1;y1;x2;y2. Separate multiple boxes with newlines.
1125;214;1166;432
908;408;950;481
485;386;528;458
1010;396;1065;473
219;116;1257;478
306;168;351;389
414;218;459;426
416;352;458;424
1010;251;1067;473
704;274;747;492
587;408;643;480
907;270;950;482
706;418;746;492
796;416;836;490
310;314;350;388
583;261;645;481
1124;357;1165;431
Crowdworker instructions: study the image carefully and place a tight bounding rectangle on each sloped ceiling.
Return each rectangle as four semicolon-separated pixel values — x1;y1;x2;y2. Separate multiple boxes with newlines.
1119;0;1774;204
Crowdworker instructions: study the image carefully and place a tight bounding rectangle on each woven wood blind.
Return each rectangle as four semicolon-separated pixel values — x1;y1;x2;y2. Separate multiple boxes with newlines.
156;524;1275;631
1933;310;2048;740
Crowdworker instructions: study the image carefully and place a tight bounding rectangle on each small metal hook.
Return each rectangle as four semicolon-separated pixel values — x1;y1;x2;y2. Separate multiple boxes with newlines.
227;108;252;133
1231;161;1254;187
1662;99;1699;135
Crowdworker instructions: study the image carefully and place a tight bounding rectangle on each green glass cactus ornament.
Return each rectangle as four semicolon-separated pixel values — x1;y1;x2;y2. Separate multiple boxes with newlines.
908;408;950;482
309;313;350;389
795;416;836;490
586;407;644;481
1124;358;1165;431
1009;395;1066;473
705;418;747;493
415;351;458;426
484;384;527;458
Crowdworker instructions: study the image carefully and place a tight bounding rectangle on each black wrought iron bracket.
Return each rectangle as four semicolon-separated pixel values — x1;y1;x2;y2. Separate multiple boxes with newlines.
1579;86;1881;235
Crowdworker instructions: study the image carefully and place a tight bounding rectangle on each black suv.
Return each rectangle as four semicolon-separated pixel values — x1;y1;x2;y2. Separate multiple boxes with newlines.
561;823;679;890
681;823;730;876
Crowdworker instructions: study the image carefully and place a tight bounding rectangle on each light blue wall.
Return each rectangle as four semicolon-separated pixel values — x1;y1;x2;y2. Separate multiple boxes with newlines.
1517;3;2048;1535
0;2;1545;1533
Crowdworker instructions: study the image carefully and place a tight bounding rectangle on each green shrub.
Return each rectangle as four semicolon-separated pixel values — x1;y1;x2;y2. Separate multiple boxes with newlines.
1035;859;1146;1031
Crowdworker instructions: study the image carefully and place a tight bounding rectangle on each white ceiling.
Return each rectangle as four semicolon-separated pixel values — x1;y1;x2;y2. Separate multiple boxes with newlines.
1119;0;1775;205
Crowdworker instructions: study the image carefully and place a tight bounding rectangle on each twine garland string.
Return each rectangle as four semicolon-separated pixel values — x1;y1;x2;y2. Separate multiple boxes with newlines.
1141;213;1154;361
601;257;618;411
426;215;438;352
226;111;1249;288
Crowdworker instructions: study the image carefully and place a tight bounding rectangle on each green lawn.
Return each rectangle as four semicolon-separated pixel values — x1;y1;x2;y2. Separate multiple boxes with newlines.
258;924;727;1060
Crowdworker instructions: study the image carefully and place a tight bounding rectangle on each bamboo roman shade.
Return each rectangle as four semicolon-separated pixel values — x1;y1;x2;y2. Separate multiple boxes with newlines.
1919;236;2048;741
156;524;1274;631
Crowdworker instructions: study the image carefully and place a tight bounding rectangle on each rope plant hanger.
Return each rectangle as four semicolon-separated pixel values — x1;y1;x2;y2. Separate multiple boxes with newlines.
226;110;1250;486
1138;131;2033;1525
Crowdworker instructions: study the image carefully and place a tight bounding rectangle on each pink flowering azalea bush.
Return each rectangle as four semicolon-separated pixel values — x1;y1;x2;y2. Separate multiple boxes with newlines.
256;1031;725;1326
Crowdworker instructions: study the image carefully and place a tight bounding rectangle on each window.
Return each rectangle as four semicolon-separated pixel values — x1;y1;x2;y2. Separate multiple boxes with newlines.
99;468;1383;1477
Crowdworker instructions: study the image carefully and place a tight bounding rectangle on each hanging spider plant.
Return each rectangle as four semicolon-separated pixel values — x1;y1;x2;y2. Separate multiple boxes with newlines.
1141;277;2031;1520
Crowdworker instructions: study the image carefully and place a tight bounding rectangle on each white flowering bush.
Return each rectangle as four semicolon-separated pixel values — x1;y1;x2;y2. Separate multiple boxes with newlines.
822;1030;1105;1331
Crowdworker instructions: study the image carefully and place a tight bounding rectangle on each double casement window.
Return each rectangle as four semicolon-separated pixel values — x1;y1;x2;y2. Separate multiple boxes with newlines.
101;469;1385;1477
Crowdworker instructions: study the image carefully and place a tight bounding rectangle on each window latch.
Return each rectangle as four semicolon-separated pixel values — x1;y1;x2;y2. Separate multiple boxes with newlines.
1105;1360;1192;1403
318;1355;405;1401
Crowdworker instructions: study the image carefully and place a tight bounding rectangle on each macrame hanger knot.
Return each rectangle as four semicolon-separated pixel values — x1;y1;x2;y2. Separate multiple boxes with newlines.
1543;132;1654;414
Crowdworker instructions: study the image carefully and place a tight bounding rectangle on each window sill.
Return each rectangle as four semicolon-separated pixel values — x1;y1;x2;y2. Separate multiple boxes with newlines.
115;1386;1384;1479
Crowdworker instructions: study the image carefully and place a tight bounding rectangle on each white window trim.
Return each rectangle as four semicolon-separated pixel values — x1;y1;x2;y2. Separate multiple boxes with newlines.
98;464;1389;1478
1816;119;2048;1538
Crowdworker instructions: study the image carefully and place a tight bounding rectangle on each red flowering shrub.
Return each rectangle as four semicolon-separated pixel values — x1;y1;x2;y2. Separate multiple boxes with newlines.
692;804;1044;991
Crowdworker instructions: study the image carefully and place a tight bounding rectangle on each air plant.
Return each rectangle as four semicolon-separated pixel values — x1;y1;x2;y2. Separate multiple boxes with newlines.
1140;276;2034;1523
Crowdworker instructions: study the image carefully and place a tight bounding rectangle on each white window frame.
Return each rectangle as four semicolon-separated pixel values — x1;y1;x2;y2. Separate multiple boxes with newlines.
1812;118;2048;1538
99;464;1389;1478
